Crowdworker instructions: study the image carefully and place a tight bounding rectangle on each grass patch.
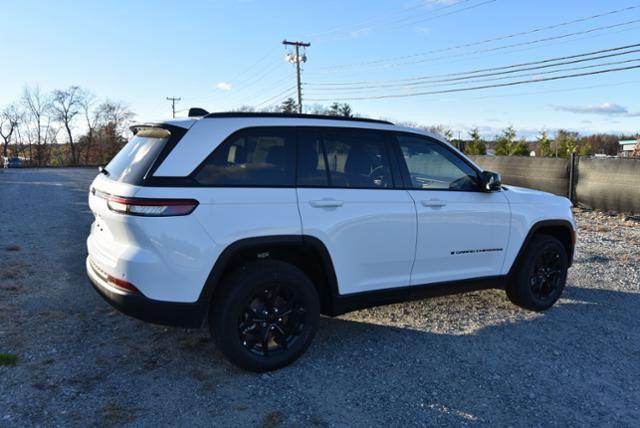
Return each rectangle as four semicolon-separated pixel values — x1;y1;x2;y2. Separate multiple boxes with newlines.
4;245;20;252
0;353;18;366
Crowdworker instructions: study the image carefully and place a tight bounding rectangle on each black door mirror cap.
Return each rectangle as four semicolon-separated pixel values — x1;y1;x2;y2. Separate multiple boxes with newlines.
481;170;502;191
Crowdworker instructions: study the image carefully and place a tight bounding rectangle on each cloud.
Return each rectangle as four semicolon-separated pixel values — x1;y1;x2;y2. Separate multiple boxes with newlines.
350;27;372;39
552;102;640;117
414;26;432;34
215;82;233;91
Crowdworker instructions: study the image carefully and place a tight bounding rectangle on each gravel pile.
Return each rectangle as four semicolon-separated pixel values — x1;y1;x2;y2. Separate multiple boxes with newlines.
1;169;639;427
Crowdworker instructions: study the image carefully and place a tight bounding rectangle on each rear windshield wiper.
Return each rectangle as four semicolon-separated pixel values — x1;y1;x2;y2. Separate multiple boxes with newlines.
98;166;110;176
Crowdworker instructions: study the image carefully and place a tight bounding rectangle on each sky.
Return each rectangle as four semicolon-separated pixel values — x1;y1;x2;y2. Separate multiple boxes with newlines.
1;0;639;139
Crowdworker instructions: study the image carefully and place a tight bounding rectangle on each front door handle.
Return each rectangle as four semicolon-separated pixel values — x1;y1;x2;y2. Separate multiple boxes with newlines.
421;199;446;208
310;199;344;208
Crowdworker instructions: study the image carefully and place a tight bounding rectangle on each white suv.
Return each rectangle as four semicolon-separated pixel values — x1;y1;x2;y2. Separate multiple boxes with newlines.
86;111;576;372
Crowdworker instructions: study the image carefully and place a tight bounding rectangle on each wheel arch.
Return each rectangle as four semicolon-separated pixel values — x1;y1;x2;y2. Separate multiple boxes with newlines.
508;219;575;276
197;235;340;315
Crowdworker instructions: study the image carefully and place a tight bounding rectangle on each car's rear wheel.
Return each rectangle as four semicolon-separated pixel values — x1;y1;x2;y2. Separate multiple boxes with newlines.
210;260;320;372
507;235;568;311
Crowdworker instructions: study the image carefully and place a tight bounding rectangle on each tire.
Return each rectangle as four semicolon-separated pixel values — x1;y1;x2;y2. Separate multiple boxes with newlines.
506;234;568;311
210;259;320;372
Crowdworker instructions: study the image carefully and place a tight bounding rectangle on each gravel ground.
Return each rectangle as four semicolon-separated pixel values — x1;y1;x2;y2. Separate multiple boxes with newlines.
1;168;639;427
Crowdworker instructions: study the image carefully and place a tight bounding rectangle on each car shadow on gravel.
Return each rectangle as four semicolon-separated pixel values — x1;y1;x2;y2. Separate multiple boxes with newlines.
295;286;640;425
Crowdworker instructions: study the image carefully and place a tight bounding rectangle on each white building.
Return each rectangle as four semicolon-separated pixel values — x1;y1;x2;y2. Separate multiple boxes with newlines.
618;139;638;157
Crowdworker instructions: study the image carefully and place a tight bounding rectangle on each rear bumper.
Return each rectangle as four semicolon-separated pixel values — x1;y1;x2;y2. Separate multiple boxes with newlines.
86;256;207;328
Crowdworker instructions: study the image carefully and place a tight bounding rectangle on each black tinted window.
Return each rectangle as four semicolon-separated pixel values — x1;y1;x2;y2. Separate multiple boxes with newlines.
195;128;295;186
396;134;479;191
323;130;392;188
106;128;170;184
297;131;329;186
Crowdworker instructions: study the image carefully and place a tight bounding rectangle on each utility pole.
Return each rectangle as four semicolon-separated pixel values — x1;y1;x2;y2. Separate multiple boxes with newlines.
166;96;181;118
282;40;310;114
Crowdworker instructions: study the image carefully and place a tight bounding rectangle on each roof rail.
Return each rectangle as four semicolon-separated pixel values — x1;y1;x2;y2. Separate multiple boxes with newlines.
201;111;394;125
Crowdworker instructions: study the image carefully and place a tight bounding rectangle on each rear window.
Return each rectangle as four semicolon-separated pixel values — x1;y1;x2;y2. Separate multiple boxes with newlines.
105;128;170;184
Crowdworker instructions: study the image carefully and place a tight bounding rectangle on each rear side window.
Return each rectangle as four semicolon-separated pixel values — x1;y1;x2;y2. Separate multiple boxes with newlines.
105;128;170;184
195;128;295;186
297;128;392;189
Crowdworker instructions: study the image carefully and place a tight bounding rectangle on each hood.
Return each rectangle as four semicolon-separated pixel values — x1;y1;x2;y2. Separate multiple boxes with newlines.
502;185;572;207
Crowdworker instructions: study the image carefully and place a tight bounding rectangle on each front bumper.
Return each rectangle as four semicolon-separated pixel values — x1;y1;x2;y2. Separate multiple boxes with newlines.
86;256;207;328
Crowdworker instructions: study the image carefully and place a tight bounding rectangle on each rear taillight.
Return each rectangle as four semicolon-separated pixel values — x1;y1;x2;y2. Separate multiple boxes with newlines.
107;196;198;217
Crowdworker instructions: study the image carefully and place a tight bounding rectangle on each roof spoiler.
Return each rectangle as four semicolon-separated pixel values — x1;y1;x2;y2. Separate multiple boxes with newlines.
188;107;209;117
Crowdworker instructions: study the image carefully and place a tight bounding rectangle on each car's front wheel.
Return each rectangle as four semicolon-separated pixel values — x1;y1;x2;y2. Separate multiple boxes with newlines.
507;234;569;311
210;260;320;372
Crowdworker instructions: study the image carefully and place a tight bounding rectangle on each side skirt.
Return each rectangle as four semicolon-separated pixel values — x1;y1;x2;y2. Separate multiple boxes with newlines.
329;275;509;316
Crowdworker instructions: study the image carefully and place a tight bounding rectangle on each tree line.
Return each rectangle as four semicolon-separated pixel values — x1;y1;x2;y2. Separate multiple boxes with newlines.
460;126;630;157
2;89;635;167
0;85;134;166
399;123;634;157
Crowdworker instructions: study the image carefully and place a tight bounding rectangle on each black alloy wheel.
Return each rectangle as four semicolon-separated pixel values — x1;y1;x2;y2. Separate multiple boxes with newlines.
528;246;564;301
507;234;568;311
239;284;306;357
211;260;320;372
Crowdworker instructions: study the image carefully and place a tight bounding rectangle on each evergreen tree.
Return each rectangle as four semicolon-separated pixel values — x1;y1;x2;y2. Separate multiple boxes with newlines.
510;139;530;156
495;126;517;156
537;130;551;157
338;103;353;117
280;97;298;113
555;129;579;157
465;127;486;155
328;102;341;116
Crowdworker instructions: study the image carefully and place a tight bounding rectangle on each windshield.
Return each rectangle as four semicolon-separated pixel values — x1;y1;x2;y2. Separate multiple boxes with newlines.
105;128;170;184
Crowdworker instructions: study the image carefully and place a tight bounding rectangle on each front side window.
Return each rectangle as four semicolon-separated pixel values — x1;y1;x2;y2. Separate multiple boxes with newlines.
195;128;295;186
396;134;479;191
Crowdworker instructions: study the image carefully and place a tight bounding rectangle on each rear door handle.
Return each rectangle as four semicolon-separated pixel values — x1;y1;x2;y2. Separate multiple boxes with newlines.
310;199;344;208
421;199;446;208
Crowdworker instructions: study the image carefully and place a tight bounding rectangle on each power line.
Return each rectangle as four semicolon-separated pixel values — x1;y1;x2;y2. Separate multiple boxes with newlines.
255;86;297;108
238;74;293;107
211;58;285;103
306;57;640;95
306;64;640;101
348;18;640;74
313;4;640;71
303;0;476;40
324;0;496;42
377;0;497;33
455;78;640;101
230;46;280;83
306;46;640;92
306;43;640;87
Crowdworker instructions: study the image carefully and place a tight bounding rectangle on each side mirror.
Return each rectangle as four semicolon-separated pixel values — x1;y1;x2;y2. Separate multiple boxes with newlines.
480;170;502;191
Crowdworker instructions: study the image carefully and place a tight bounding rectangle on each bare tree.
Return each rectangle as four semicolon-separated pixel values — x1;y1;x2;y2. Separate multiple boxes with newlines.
0;104;21;158
79;91;101;164
51;86;84;165
96;100;134;136
22;85;54;166
92;100;134;164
